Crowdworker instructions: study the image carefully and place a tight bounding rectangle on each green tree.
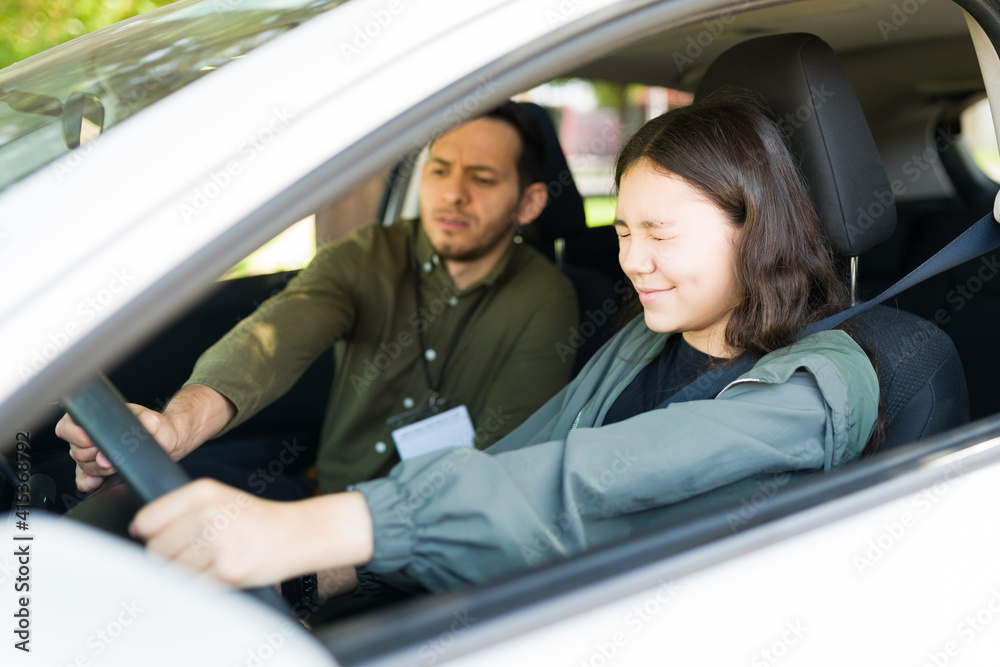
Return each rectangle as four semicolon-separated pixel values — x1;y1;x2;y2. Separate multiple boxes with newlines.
0;0;178;70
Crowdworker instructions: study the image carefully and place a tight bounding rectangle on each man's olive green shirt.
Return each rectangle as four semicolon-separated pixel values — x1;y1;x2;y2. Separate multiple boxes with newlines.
186;219;578;493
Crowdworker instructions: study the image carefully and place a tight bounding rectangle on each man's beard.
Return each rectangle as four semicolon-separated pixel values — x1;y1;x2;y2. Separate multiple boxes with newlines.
430;213;517;263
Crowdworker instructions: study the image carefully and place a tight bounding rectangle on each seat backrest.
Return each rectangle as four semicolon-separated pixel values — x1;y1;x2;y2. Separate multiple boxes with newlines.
517;102;620;374
695;33;969;450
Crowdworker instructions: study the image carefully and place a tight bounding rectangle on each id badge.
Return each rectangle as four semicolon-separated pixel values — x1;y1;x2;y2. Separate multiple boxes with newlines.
387;395;475;460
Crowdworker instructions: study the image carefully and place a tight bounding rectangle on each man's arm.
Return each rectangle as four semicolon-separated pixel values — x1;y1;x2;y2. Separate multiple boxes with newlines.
59;383;236;492
183;238;362;437
59;228;369;491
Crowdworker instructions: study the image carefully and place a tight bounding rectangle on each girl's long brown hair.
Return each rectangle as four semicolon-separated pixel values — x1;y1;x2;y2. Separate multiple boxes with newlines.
615;97;884;454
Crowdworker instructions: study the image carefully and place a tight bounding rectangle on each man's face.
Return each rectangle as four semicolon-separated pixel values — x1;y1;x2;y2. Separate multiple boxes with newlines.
419;117;525;263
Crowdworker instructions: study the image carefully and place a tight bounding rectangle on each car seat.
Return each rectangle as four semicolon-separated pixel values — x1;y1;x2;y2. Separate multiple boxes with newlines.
517;102;624;375
696;33;970;450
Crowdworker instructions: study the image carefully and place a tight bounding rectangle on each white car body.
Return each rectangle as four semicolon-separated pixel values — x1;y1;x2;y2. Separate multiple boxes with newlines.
2;0;1000;664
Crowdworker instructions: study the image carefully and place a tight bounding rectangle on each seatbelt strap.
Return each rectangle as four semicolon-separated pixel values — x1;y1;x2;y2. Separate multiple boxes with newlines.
658;209;1000;407
802;210;1000;335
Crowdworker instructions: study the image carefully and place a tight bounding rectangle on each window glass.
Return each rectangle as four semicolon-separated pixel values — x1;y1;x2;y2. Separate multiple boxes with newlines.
0;0;347;192
516;79;693;227
959;96;1000;182
221;215;316;279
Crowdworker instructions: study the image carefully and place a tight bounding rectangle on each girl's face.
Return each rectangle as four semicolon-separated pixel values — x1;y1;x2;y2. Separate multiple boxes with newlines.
615;161;741;357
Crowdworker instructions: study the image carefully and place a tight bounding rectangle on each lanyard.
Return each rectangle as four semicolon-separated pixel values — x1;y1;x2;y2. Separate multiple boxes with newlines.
413;261;489;406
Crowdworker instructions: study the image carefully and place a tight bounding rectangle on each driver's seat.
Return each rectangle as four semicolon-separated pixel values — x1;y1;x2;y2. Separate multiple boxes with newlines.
695;33;969;450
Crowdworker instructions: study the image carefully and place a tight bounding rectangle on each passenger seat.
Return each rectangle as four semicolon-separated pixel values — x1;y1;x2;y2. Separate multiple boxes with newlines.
867;106;999;420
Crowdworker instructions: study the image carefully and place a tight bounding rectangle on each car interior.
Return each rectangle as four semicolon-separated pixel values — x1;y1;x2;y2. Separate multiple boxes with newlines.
4;0;1000;659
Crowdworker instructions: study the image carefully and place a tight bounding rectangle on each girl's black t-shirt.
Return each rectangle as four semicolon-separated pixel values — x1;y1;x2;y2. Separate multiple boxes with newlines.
603;334;718;425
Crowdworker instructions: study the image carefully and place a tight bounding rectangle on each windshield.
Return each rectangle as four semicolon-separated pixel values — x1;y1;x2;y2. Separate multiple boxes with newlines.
0;0;346;193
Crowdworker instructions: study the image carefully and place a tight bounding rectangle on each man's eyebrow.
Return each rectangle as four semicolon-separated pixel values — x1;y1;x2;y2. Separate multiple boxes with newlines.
466;164;501;175
427;157;501;175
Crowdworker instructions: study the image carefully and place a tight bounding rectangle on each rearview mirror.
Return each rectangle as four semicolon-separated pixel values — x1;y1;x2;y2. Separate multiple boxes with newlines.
62;92;105;150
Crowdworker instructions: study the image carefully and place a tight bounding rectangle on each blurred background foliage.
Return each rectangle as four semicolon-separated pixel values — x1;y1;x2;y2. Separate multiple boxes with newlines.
0;0;178;70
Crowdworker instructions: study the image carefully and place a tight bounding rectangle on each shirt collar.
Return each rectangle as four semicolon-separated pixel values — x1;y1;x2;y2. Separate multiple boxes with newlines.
411;218;518;294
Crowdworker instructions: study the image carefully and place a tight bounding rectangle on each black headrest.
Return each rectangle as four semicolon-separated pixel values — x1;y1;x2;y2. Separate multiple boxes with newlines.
517;102;588;242
696;33;895;257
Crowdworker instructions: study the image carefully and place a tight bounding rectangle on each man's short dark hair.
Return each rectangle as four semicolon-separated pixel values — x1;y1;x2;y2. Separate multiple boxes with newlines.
482;101;546;191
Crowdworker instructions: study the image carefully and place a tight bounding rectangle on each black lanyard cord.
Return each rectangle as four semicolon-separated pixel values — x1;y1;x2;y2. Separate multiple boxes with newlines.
413;262;489;405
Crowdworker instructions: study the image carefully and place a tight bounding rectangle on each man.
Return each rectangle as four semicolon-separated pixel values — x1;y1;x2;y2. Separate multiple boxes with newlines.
59;102;579;497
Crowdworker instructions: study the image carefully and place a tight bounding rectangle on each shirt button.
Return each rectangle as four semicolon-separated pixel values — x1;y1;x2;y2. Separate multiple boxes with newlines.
423;261;433;272
403;397;415;409
432;254;440;265
448;296;458;306
374;441;387;454
425;348;437;361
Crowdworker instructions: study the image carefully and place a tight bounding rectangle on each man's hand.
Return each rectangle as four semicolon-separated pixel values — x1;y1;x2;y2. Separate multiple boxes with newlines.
57;405;182;493
131;479;375;589
55;383;236;494
317;566;360;601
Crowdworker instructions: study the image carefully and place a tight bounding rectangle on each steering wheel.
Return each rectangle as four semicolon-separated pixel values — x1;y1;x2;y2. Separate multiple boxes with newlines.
62;373;293;616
